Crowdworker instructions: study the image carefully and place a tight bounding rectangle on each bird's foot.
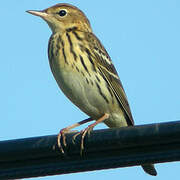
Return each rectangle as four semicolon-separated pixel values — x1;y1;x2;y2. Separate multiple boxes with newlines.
72;124;94;155
57;128;69;154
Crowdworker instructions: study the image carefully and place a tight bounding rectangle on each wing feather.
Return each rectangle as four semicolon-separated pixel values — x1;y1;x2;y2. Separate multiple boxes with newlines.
86;32;134;125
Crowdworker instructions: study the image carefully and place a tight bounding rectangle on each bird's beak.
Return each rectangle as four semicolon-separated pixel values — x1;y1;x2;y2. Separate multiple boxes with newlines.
26;10;48;18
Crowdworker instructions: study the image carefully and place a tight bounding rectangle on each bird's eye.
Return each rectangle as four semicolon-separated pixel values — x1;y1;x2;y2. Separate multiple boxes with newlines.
58;9;67;17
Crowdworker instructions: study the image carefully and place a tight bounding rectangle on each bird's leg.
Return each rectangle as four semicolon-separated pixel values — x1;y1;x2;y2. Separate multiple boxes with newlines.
77;113;110;155
57;117;93;154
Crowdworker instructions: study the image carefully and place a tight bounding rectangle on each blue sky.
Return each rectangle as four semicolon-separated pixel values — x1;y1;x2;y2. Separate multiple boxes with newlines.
1;0;180;179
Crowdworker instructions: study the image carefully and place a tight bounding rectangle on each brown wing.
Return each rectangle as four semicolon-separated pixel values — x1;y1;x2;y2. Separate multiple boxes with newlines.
87;32;134;126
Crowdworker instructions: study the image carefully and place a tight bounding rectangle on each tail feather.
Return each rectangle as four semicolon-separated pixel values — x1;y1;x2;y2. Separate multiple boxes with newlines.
141;164;157;176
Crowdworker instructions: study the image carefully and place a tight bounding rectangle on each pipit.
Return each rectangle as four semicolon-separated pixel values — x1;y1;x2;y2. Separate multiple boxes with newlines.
27;3;157;176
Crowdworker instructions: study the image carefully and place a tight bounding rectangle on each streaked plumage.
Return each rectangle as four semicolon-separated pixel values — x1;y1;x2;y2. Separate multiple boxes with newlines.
27;3;157;176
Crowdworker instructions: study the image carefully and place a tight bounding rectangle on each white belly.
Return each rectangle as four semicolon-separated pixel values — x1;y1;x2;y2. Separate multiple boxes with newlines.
51;61;128;128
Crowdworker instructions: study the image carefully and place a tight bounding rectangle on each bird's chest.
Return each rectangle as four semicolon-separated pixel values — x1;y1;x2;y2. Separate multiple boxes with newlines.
48;33;117;119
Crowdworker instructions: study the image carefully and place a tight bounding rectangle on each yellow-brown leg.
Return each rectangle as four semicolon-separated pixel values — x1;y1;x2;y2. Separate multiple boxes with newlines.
76;113;110;155
57;117;93;153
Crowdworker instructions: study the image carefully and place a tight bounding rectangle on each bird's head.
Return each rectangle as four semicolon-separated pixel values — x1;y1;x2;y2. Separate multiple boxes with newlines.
27;3;92;34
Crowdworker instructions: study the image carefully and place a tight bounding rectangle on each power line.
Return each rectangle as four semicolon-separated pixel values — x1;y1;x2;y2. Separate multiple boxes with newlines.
0;121;180;179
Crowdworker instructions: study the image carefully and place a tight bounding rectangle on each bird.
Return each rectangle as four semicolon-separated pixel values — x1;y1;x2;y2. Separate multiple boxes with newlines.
27;3;157;176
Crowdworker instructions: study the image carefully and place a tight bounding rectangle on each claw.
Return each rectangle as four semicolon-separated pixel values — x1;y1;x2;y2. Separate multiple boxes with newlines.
57;128;67;154
79;114;109;155
56;116;108;156
72;132;81;144
57;128;84;153
82;126;94;150
72;126;93;155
